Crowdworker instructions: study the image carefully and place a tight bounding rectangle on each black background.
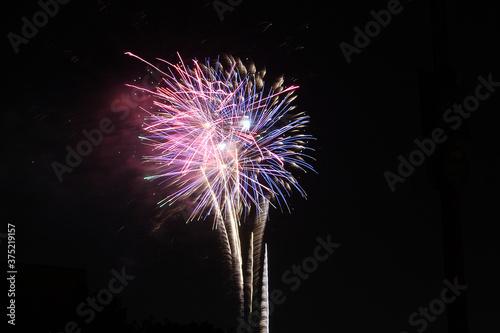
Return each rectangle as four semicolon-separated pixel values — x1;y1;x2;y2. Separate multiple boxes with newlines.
3;0;500;332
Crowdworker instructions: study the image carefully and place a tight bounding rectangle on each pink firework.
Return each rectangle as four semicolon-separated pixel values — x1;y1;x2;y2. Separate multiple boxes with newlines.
126;52;314;329
126;52;314;222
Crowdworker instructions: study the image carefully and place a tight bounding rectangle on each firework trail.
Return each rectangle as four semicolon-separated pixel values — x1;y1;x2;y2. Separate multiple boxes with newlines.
126;52;314;329
260;243;269;333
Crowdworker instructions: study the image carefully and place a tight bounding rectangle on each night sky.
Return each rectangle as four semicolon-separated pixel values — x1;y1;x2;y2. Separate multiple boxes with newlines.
3;0;500;332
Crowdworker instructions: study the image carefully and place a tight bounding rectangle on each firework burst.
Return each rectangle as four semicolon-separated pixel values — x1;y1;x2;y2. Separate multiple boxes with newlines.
126;52;313;219
126;52;314;329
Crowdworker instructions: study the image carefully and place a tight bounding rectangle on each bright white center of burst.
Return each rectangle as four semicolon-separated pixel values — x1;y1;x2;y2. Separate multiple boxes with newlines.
217;142;227;151
241;118;251;131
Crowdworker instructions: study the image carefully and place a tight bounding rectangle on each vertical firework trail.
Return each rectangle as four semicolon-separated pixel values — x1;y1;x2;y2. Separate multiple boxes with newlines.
126;52;314;330
261;243;269;333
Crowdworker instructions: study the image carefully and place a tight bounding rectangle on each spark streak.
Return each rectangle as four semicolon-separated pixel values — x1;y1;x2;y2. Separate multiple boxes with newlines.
260;243;269;333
